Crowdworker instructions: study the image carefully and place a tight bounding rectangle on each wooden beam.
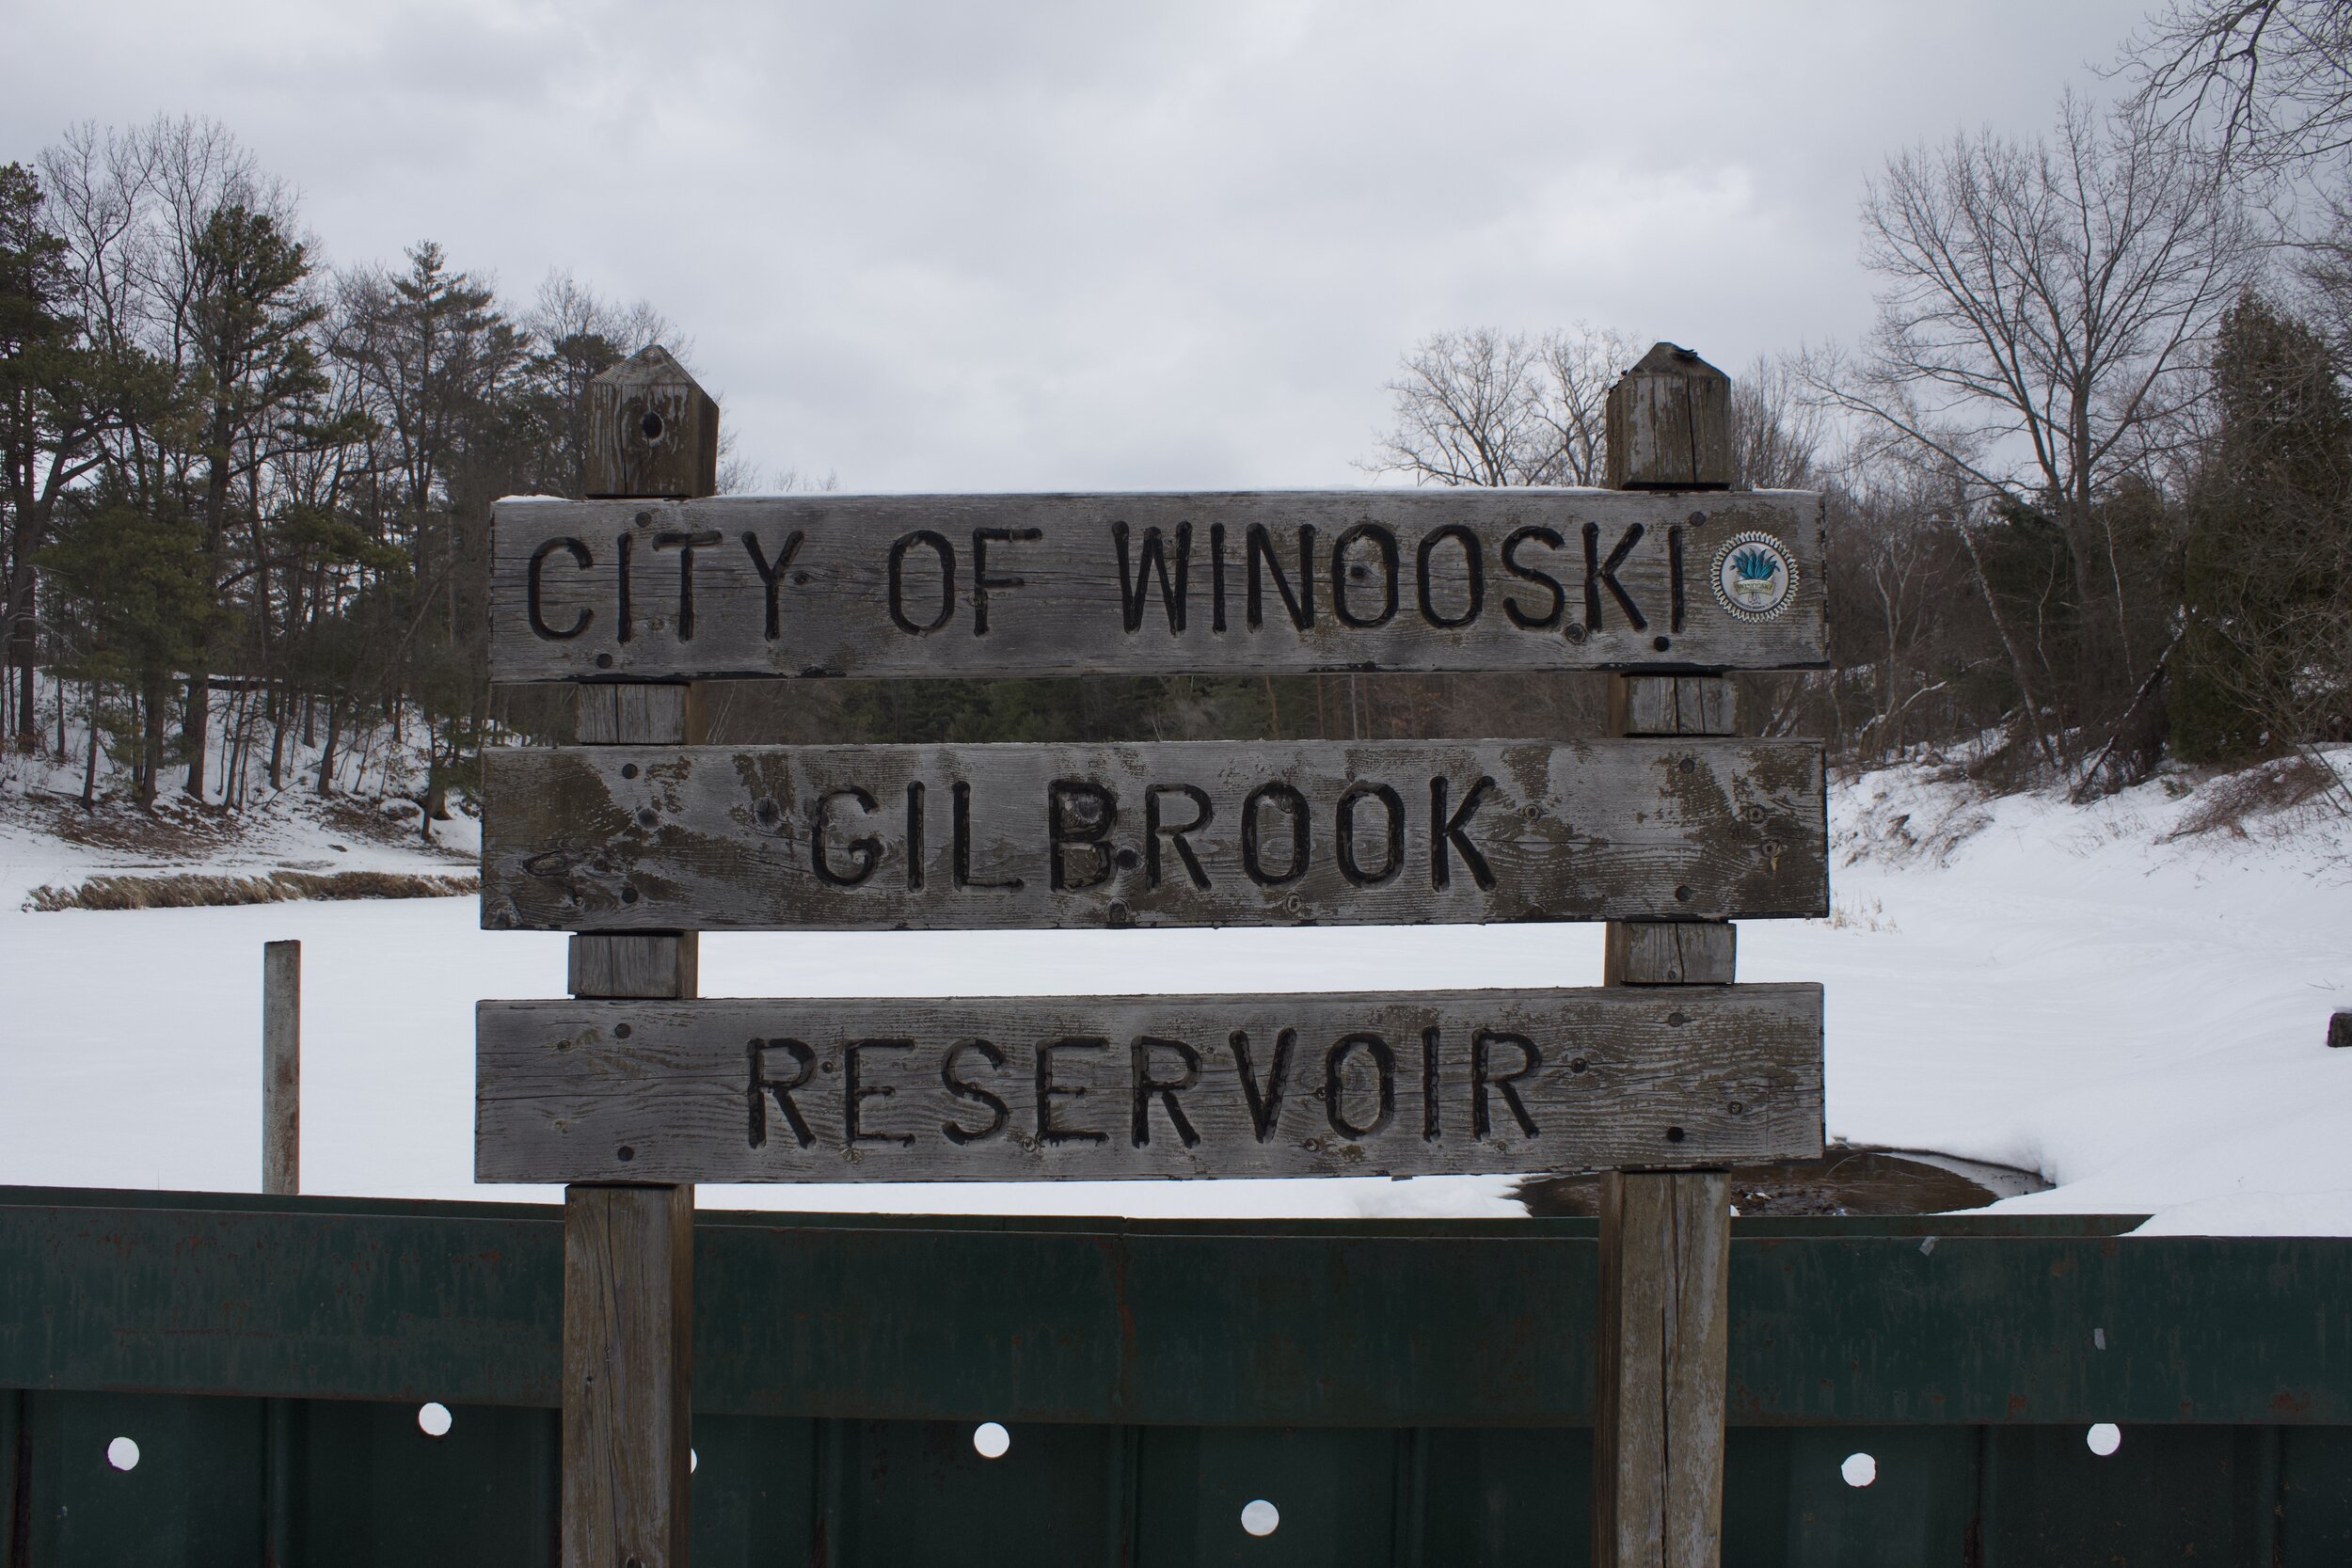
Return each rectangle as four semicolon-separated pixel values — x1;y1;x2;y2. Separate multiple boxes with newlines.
480;736;1830;932
1593;677;1739;1568
262;940;299;1196
1604;922;1735;988
1593;1167;1732;1568
569;934;699;1001
563;1183;692;1568
1593;355;1741;1566
586;345;719;500
576;682;700;746
558;345;714;1568
1604;343;1734;491
1609;673;1737;739
475;984;1825;1183
486;489;1826;681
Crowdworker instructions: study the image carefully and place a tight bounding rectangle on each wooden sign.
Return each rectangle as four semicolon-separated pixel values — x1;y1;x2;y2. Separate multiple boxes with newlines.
480;737;1826;932
475;984;1824;1183
488;489;1825;681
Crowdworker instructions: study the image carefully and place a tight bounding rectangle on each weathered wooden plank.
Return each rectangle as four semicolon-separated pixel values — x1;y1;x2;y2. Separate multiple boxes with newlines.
563;1183;692;1568
1594;1170;1732;1568
562;398;709;1568
1611;673;1737;738
1605;922;1736;987
568;934;699;999
262;940;298;1196
480;737;1827;932
487;488;1824;681
475;985;1823;1183
586;345;719;500
574;682;699;745
1604;344;1734;491
1596;653;1736;1566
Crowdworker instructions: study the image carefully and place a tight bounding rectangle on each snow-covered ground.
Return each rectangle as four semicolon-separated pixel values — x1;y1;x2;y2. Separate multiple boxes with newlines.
2;741;2347;1235
0;675;479;904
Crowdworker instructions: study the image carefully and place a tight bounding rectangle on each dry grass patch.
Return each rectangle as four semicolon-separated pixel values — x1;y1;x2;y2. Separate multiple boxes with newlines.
25;870;479;911
2162;752;2345;842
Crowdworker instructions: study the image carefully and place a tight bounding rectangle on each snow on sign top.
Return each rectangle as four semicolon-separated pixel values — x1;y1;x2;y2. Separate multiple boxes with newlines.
485;488;1827;682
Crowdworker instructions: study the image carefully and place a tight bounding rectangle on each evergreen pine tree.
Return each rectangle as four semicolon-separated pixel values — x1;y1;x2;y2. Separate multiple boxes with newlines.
2175;292;2352;762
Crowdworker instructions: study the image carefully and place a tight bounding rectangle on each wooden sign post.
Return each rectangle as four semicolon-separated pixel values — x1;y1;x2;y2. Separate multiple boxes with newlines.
489;341;1825;1568
556;345;715;1568
1595;341;1741;1568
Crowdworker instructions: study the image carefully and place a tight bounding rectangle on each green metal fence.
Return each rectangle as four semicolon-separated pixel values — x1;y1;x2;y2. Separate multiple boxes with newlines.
2;1184;2346;1564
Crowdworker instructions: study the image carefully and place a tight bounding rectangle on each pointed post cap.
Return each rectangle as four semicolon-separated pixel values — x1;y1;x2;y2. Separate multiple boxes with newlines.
587;344;720;499
1605;341;1733;491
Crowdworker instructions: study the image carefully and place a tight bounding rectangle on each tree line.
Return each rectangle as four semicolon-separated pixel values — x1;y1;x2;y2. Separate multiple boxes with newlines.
1371;3;2352;800
8;4;2352;818
0;117;687;822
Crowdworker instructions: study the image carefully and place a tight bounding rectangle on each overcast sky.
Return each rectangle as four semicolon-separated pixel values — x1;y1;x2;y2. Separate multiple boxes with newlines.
8;0;2153;491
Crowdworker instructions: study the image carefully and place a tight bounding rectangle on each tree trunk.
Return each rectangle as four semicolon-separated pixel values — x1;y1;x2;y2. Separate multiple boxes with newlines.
317;701;341;796
8;565;35;749
182;673;210;801
140;675;167;809
80;684;99;809
269;689;288;792
1957;519;2062;773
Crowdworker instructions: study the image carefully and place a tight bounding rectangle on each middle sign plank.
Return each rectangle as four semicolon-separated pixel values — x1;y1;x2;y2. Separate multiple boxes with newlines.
476;985;1825;1183
481;738;1827;931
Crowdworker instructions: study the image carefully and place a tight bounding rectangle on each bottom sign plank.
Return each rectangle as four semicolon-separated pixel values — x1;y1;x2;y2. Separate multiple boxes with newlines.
477;986;1822;1183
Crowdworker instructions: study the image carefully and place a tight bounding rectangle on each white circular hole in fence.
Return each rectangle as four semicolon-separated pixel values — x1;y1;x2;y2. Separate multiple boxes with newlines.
1840;1451;1877;1487
105;1436;139;1472
1240;1498;1279;1537
2087;1422;2122;1457
691;1449;698;1474
417;1402;453;1438
973;1421;1010;1460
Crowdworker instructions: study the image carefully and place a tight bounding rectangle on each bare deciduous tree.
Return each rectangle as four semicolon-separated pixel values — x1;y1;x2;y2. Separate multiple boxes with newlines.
1365;323;1640;487
1531;323;1642;484
1730;353;1827;489
2124;0;2352;173
1365;327;1549;486
1812;96;2252;730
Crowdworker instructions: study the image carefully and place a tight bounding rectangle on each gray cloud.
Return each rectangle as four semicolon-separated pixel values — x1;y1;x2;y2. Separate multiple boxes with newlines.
7;0;2150;488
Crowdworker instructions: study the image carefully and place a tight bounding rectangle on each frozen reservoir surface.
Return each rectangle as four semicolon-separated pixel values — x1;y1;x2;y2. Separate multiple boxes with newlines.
2;757;2347;1235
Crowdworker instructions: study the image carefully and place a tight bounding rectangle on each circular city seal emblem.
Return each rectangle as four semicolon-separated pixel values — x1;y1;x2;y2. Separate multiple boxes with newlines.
1709;531;1798;622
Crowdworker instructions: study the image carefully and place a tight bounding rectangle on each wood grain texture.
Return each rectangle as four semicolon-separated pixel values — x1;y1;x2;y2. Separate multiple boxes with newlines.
557;487;706;1562
480;737;1828;932
1604;923;1735;986
476;985;1824;1183
1594;1170;1732;1568
569;934;699;999
585;345;719;500
562;1183;692;1568
1605;344;1734;491
487;489;1826;681
1611;673;1737;738
576;683;699;745
262;940;298;1196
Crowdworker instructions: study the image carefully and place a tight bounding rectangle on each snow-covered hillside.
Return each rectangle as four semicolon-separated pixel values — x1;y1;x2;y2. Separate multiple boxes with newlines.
0;741;2345;1235
1753;753;2352;1237
0;675;479;911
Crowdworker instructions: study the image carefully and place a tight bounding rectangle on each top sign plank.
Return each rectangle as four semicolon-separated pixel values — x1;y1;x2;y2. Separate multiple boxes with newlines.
490;489;1826;682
